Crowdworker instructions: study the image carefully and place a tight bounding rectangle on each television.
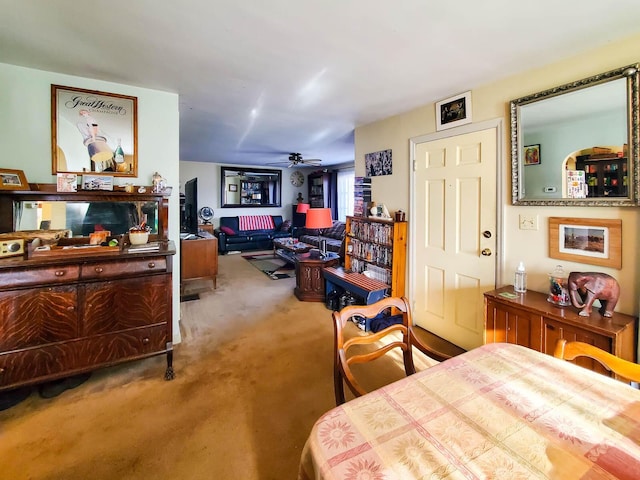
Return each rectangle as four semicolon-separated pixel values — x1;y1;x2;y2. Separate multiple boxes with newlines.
183;177;198;234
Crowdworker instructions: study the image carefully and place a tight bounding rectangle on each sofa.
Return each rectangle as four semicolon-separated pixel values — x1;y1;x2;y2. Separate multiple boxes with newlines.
295;220;346;255
215;215;292;254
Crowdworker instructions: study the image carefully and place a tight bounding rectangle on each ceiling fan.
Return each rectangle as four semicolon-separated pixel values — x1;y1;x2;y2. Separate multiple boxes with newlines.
266;152;322;168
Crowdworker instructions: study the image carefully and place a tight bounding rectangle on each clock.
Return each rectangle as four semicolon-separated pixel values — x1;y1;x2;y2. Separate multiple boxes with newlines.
198;206;214;224
290;171;304;187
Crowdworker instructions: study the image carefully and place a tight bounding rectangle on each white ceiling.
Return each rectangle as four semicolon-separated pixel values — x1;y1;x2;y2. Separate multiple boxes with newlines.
2;0;640;167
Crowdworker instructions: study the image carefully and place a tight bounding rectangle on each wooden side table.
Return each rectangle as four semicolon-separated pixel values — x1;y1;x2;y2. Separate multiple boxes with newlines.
294;252;340;302
181;234;218;290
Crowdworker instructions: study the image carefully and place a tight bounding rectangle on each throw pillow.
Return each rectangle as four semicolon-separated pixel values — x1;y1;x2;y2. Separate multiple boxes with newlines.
220;226;236;235
280;220;292;233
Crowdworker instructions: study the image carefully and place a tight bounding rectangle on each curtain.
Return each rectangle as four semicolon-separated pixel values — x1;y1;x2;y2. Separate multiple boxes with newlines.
336;168;355;222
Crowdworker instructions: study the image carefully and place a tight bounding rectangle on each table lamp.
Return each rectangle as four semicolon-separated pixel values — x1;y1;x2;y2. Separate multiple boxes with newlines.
296;203;310;214
305;208;333;257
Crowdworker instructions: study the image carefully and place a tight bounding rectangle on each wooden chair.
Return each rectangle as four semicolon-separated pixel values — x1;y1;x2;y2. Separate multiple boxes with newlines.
333;296;451;405
553;339;640;383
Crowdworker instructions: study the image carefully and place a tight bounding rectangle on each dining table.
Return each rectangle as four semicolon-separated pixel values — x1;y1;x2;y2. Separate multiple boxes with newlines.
298;342;640;479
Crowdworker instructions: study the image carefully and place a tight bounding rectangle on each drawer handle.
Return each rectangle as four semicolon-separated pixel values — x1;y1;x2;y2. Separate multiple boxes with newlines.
148;262;156;269
0;367;4;375
54;270;66;277
94;267;104;273
142;337;150;345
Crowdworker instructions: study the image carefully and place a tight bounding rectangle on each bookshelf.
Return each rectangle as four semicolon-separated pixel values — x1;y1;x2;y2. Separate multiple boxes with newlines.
308;172;330;208
344;216;407;299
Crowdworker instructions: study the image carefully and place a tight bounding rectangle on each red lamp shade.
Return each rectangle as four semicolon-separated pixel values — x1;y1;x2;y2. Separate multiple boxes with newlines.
305;208;333;229
296;203;310;214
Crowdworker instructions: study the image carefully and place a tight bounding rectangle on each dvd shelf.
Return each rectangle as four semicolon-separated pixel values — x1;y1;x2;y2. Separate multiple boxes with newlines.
344;216;407;298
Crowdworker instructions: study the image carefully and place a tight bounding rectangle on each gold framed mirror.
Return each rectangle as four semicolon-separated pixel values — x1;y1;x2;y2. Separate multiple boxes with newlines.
510;63;639;206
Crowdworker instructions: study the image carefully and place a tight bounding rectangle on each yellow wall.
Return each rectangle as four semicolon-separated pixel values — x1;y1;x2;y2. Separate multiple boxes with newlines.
356;33;640;315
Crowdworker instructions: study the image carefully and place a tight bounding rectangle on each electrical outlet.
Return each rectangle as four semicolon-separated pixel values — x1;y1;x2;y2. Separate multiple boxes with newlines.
519;214;538;230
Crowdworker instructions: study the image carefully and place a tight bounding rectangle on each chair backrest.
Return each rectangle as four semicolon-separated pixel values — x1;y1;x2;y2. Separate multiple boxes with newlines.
332;296;452;405
553;339;640;383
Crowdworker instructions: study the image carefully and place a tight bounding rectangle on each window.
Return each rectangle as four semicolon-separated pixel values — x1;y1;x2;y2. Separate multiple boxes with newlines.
337;168;355;222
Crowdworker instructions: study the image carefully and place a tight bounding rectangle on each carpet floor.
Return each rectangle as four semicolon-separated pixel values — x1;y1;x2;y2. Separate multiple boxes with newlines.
0;251;441;479
242;252;295;280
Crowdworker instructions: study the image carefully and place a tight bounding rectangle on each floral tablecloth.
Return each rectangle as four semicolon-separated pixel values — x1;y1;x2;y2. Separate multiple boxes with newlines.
299;343;640;479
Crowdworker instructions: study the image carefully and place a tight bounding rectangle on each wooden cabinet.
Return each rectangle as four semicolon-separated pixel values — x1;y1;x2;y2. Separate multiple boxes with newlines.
0;186;175;392
344;216;407;298
294;252;340;302
181;235;218;288
0;250;175;391
484;286;637;377
576;155;628;197
308;172;330;208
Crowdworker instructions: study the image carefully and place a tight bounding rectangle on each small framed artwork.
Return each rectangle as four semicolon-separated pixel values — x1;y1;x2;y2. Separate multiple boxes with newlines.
364;149;392;176
524;144;541;165
83;175;114;191
549;217;622;269
229;184;238;192
0;168;29;191
57;173;78;192
436;91;472;131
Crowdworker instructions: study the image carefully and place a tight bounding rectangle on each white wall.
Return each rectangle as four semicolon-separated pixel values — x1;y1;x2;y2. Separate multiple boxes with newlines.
355;32;640;316
0;63;182;342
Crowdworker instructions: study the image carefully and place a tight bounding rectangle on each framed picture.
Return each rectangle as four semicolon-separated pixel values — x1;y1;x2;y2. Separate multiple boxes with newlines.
83;175;114;191
524;144;541;165
51;85;138;177
436;91;472;131
364;149;392;176
549;217;622;269
56;173;77;192
229;184;238;192
0;168;29;191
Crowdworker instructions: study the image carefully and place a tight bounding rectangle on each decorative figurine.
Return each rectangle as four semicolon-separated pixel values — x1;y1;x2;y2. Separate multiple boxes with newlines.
152;171;166;193
568;271;620;317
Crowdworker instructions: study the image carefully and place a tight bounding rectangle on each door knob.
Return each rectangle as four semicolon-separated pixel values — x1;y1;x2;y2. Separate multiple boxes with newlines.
481;248;492;256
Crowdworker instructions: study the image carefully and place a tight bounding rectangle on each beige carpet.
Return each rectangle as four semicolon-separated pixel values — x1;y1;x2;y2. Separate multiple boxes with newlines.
0;252;438;480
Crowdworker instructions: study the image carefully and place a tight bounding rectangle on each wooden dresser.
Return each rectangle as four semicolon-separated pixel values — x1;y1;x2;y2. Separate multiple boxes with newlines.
484;286;637;376
0;186;175;392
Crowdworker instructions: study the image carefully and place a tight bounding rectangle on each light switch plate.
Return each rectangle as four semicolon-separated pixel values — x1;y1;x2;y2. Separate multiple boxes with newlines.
519;214;538;230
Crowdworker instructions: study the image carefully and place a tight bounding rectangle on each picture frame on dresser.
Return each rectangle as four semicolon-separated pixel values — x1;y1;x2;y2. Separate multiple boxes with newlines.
0;168;29;191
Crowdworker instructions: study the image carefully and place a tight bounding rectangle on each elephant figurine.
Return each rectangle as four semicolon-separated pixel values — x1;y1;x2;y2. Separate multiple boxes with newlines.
568;271;620;317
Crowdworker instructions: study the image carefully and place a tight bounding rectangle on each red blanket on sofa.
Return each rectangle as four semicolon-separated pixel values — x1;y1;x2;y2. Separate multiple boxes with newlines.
238;215;274;231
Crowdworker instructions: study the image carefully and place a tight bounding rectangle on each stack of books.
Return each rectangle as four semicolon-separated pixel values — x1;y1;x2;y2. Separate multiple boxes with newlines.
353;176;371;217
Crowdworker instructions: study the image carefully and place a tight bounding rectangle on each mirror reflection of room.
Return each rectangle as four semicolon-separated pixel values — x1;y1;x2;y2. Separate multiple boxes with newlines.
519;78;627;199
16;201;158;236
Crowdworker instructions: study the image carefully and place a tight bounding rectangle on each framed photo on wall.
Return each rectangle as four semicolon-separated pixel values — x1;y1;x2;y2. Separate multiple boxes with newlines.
51;85;138;177
229;184;238;192
548;217;622;269
524;144;541;165
436;91;472;131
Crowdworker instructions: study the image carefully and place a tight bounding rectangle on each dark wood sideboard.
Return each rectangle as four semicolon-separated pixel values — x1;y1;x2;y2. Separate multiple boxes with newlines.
484;286;637;377
0;186;175;392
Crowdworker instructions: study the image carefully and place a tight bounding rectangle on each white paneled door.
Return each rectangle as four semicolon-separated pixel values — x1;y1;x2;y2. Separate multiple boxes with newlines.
413;127;497;350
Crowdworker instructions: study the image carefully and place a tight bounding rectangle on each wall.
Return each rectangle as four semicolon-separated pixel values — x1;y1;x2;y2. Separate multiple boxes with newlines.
179;161;315;227
0;63;182;342
355;33;640;316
